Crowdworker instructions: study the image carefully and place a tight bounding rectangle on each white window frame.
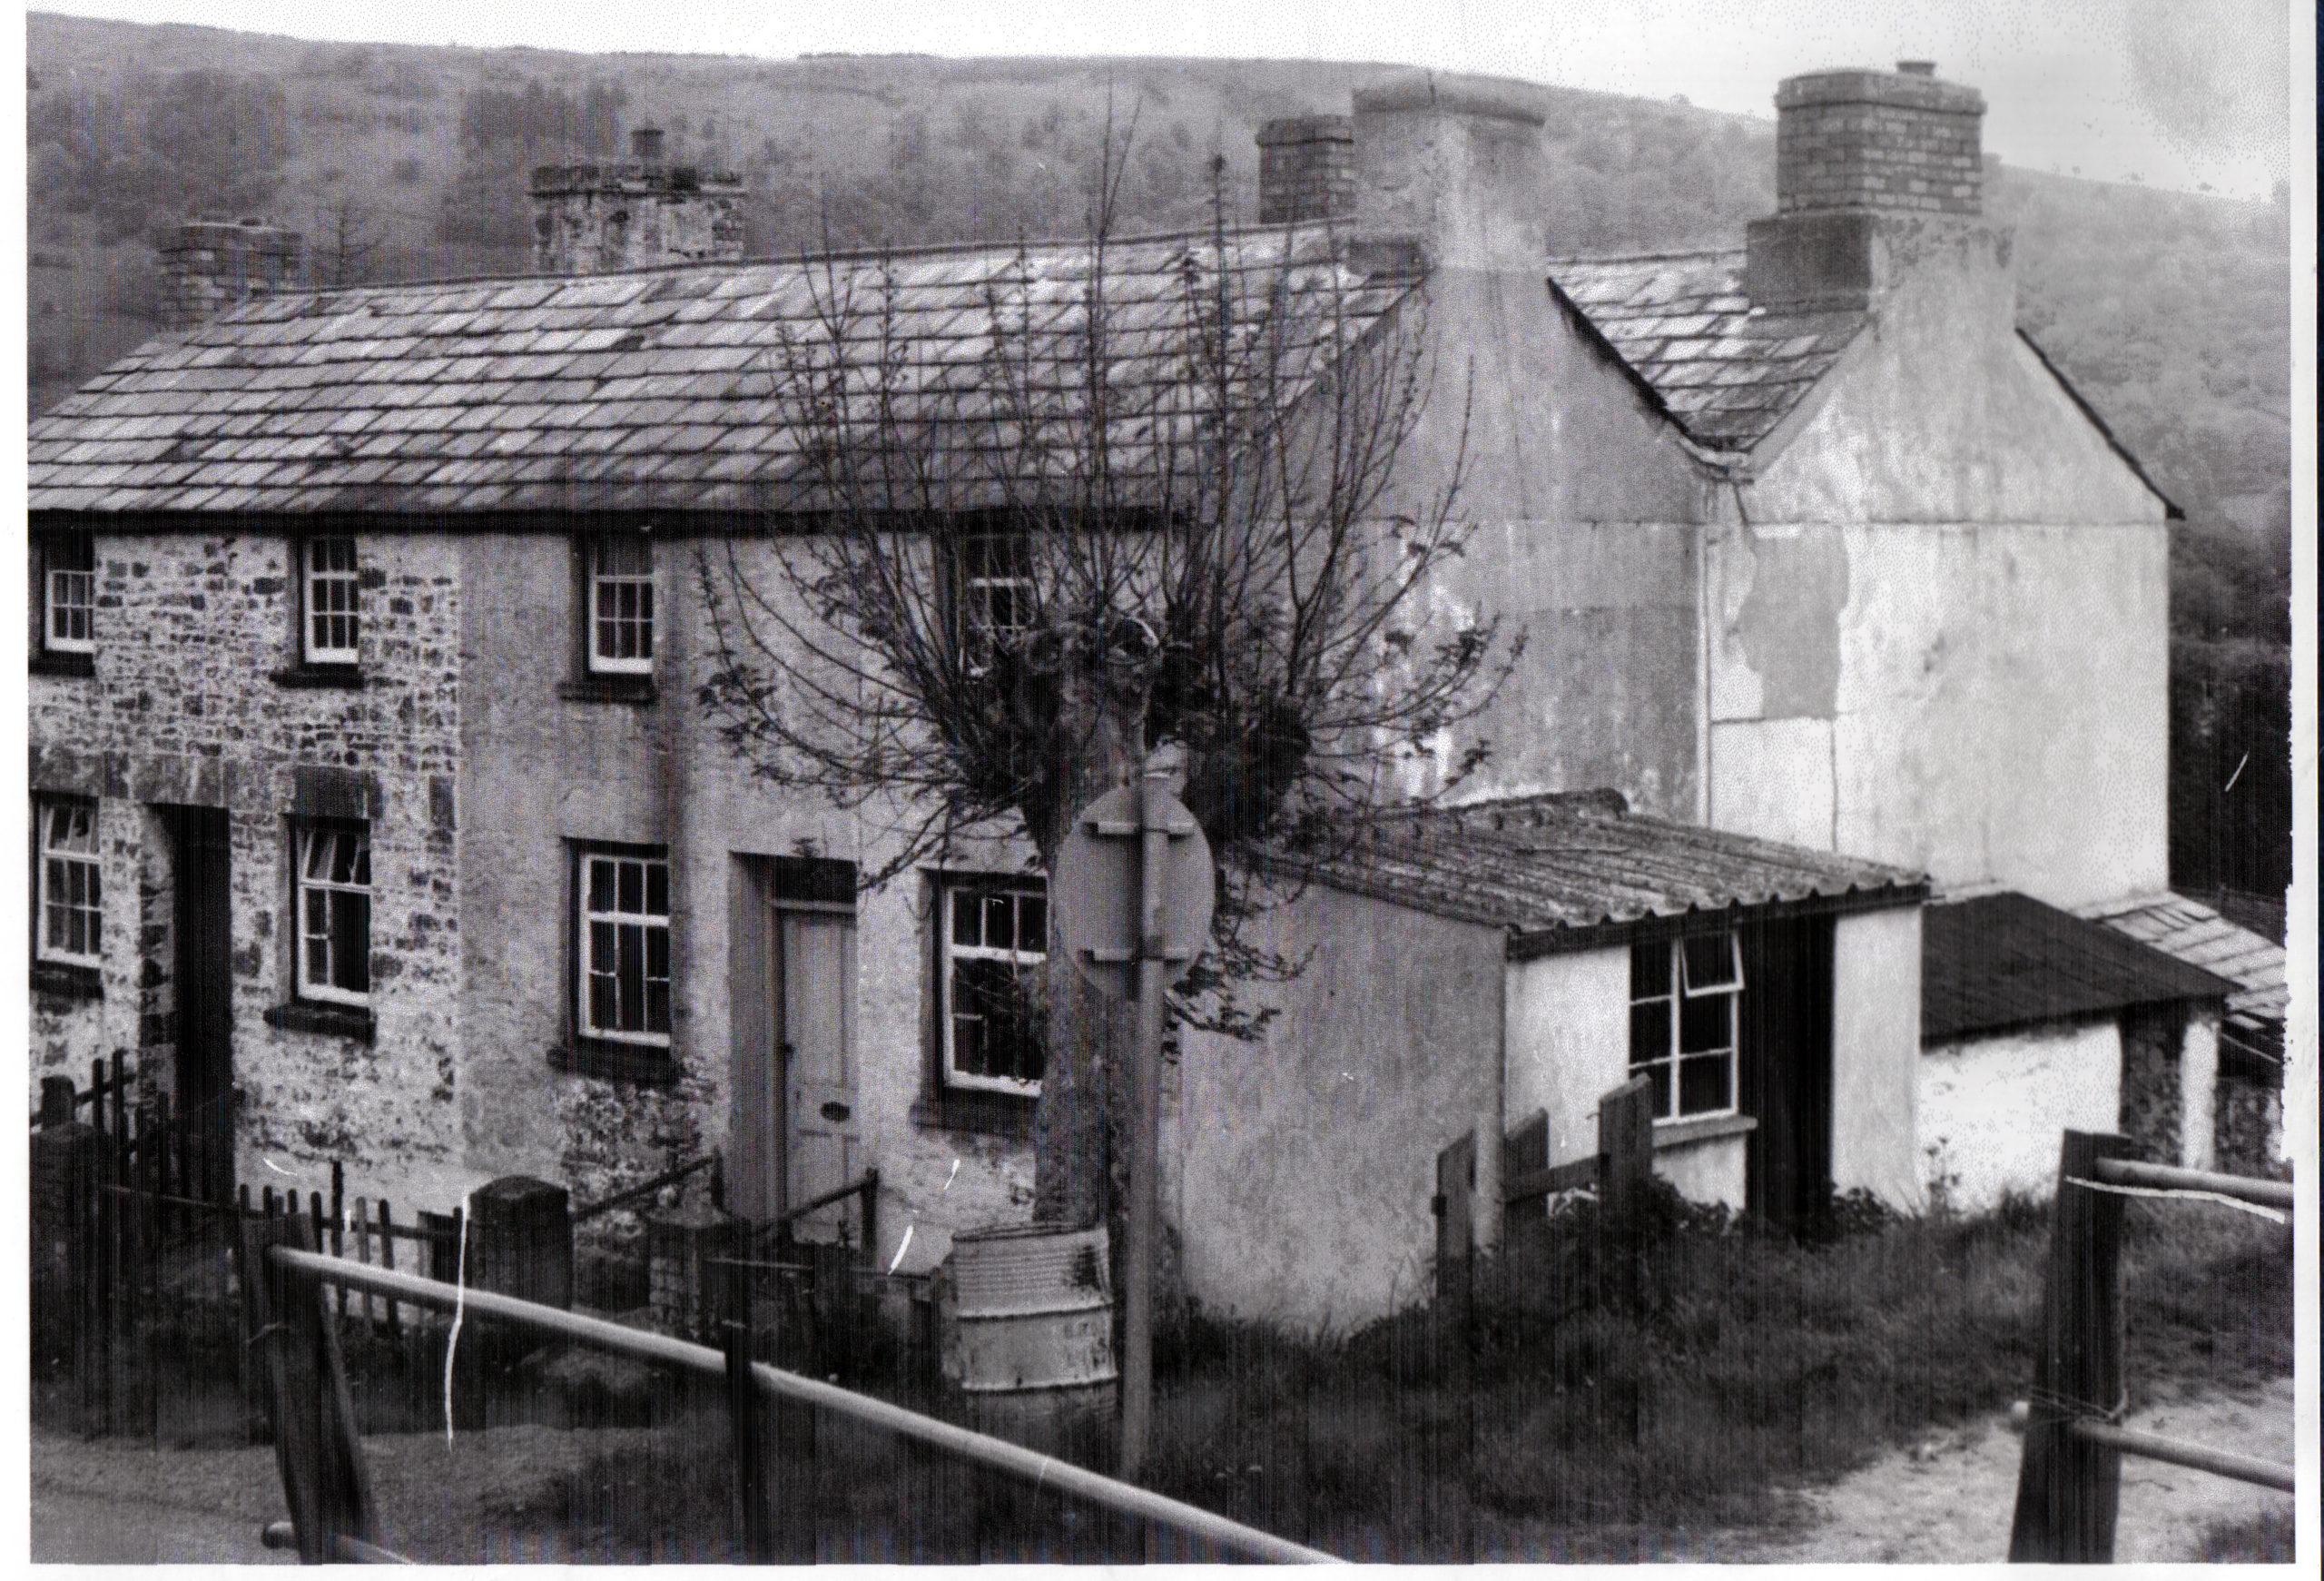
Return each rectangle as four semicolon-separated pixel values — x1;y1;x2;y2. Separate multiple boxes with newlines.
1629;933;1743;1122
940;876;1048;1093
35;796;103;967
956;532;1034;671
576;848;672;1046
586;534;656;676
302;536;360;665
44;532;95;655
294;821;372;1006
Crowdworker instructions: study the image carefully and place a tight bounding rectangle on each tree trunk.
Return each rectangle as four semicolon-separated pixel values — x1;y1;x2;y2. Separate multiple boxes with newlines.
1028;665;1146;1233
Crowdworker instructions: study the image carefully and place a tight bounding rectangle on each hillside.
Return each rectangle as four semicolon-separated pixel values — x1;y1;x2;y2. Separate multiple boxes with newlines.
24;10;2293;894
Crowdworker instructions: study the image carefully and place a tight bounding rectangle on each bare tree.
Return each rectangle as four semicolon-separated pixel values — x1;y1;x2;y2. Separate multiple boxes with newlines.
699;152;1516;1231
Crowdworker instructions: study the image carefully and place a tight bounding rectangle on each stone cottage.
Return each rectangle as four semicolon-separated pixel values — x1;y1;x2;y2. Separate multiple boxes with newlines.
27;61;2229;1324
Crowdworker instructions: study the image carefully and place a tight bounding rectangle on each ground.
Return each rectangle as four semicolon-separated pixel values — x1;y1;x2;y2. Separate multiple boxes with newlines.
30;1375;2296;1564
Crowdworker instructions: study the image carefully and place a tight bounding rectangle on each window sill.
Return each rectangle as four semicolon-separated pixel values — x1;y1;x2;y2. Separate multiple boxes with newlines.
264;1001;377;1043
30;650;95;677
911;1088;1037;1140
271;665;366;690
550;1039;678;1087
1653;1112;1757;1150
31;960;103;1002
557;676;657;706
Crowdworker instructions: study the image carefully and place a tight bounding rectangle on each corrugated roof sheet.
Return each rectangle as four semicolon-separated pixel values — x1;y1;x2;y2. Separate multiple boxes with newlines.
29;225;1416;519
2075;892;2287;1063
1255;790;1924;948
1922;892;2233;1044
1547;249;1864;451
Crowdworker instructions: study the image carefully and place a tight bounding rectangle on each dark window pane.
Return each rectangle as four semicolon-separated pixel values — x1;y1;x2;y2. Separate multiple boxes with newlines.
1019;894;1046;949
1679;1054;1732;1115
1646;1061;1673;1120
588;859;614;914
332;894;369;993
617;860;642;914
589;920;616;973
307;937;330;983
953;1013;987;1076
590;974;617;1032
645;981;671;1035
645;925;668;979
985;894;1014;951
1631;941;1669;999
1679;993;1731;1053
616;925;645;1030
1630;1000;1671;1063
952;890;980;947
1681;934;1738;992
645;862;668;916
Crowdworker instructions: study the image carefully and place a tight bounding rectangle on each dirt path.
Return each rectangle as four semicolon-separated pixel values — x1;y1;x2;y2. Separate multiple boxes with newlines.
34;1377;2298;1564
1661;1374;2298;1564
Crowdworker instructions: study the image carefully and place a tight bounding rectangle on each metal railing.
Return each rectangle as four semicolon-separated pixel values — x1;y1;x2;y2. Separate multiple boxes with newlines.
242;1213;1333;1565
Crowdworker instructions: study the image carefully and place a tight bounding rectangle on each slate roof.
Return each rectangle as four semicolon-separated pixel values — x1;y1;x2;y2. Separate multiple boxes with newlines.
1254;790;1925;953
1547;249;1864;451
2075;893;2288;1065
27;224;1415;519
1921;892;2233;1044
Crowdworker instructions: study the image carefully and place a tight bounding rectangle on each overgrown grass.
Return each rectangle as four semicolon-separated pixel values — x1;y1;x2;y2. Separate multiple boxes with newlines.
1137;1190;2296;1556
2193;1507;2297;1563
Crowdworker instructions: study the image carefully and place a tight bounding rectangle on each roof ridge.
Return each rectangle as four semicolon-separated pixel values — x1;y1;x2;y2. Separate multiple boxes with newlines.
1547;244;1744;268
200;218;1364;309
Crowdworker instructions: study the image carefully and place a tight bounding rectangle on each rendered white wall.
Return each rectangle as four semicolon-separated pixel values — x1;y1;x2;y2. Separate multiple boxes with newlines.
1919;1019;2122;1210
1831;907;1925;1210
1504;946;1630;1168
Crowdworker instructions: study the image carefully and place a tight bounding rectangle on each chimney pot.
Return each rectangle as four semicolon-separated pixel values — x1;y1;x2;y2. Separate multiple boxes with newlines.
631;127;665;163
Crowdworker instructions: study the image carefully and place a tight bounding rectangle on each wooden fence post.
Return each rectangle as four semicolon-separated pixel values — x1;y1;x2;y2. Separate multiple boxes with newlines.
1597;1075;1654;1313
238;1209;378;1563
2007;1129;2131;1563
718;1260;773;1562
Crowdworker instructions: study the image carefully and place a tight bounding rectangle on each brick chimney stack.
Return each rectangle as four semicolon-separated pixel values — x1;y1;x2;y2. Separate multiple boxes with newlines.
158;218;302;329
1256;116;1355;224
1746;63;2002;313
530;125;746;275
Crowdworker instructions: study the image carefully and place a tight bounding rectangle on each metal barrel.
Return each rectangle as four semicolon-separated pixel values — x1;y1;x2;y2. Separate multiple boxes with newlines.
940;1224;1118;1469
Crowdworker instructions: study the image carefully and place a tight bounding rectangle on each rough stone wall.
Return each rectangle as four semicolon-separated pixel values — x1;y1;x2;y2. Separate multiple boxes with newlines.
2213;1071;2280;1175
529;167;747;274
2115;1003;2182;1163
159;222;303;329
27;530;463;1210
1775;71;1984;217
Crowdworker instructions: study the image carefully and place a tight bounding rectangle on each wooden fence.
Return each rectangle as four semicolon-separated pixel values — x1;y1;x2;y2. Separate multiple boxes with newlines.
2006;1130;2296;1562
235;1206;1336;1566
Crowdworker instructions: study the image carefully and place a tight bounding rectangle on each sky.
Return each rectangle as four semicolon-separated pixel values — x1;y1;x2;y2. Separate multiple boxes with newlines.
20;0;2304;199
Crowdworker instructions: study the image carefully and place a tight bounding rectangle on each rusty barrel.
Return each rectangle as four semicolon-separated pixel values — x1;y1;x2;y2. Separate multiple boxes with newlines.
940;1224;1118;1469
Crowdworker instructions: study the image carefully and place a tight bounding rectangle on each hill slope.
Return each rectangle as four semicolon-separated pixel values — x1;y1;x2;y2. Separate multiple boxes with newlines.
25;11;2292;893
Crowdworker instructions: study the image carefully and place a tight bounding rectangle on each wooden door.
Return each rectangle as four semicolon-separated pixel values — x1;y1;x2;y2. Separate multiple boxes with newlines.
169;805;235;1201
1739;914;1835;1233
779;908;860;1239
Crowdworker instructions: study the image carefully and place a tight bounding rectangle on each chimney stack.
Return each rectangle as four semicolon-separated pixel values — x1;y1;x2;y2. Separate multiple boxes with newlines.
1256;115;1355;224
1351;71;1549;274
1746;63;1996;312
531;126;746;274
158;218;302;329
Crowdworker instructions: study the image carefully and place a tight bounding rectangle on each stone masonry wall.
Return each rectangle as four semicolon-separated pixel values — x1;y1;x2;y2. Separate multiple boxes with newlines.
2116;1003;2183;1163
28;529;462;1211
1257;117;1356;224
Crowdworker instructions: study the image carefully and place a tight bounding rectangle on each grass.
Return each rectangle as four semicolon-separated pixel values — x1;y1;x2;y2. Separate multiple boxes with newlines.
40;1186;2295;1562
2194;1507;2298;1563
